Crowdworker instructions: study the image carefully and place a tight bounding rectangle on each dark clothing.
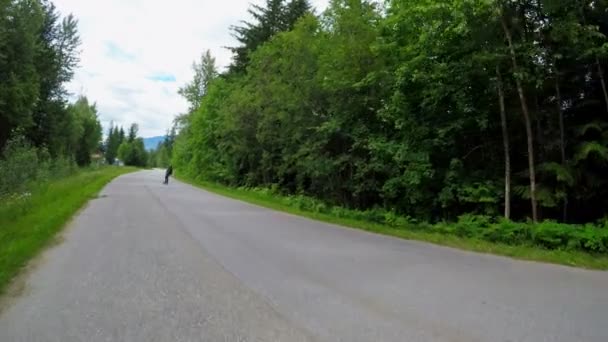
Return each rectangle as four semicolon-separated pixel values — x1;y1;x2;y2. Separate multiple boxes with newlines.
164;166;173;184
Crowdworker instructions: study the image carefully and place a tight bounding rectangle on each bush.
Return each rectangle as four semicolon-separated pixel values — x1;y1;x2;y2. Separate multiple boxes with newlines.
0;137;40;196
50;156;78;178
0;136;78;198
330;206;348;218
227;184;608;255
313;202;328;214
360;208;386;224
383;210;399;227
530;221;574;250
575;226;608;253
454;214;492;237
479;219;529;244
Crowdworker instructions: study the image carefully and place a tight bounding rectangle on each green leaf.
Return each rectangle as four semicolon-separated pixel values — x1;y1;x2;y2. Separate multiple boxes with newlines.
537;162;575;186
575;141;608;163
576;121;607;137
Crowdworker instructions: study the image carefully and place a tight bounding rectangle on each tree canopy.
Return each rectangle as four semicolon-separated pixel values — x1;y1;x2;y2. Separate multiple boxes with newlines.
0;0;103;167
173;0;608;224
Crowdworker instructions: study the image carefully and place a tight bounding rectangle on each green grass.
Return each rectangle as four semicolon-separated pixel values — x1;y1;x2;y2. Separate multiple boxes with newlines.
178;175;608;270
0;166;137;294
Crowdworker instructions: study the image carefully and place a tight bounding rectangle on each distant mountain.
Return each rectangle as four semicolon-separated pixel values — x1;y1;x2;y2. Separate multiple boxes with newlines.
143;136;166;151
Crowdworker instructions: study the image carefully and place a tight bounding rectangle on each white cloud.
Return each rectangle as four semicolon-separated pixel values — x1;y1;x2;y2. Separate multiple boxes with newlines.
52;0;329;137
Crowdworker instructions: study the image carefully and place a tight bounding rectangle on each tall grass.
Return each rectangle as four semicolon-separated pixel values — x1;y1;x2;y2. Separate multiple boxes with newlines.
0;135;80;198
0;160;136;294
0;137;136;294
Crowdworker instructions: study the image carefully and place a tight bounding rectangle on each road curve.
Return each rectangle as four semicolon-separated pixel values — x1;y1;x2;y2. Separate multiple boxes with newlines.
1;170;607;342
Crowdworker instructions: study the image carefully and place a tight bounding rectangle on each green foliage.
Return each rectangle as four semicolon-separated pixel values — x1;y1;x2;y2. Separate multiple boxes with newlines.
0;166;137;294
113;123;148;167
0;135;41;196
479;219;530;245
0;0;43;147
117;139;147;167
178;50;218;112
0;134;77;197
574;141;608;163
104;123;125;165
0;0;107;172
67;96;102;166
147;132;175;168
538;162;575;186
228;0;312;73
576;121;607;136
227;182;608;254
171;0;608;224
183;176;608;266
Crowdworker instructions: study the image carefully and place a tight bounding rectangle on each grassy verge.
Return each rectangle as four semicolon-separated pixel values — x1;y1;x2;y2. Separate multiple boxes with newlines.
0;166;137;294
178;175;608;270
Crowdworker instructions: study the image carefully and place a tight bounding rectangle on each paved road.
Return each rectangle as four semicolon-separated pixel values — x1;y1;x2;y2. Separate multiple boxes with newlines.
1;170;607;342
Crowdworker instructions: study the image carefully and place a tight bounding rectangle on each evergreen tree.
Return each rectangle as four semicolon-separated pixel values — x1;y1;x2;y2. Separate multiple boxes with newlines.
228;0;311;73
173;0;608;223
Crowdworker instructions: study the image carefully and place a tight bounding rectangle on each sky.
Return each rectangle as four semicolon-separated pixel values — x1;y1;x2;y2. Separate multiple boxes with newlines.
53;0;329;138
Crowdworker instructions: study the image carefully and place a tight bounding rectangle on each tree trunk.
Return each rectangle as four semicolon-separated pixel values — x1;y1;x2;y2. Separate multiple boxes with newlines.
500;13;538;222
555;71;568;222
534;95;544;164
496;65;511;220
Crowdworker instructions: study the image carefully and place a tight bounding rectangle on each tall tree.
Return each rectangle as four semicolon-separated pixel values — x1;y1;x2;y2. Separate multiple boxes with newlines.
29;1;81;155
105;123;127;165
228;0;311;73
496;66;511;219
170;0;608;224
577;0;608;114
0;0;43;149
105;124;117;164
178;50;218;112
127;123;138;143
67;96;101;166
499;3;538;222
118;123;147;167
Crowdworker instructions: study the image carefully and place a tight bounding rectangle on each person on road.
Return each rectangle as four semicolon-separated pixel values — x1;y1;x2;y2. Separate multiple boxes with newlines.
164;165;173;185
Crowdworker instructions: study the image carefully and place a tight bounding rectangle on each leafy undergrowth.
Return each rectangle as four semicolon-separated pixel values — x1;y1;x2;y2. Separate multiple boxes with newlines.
179;175;608;270
0;167;138;294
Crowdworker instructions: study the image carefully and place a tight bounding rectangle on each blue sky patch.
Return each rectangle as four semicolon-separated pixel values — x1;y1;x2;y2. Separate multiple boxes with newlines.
105;42;136;62
148;73;177;82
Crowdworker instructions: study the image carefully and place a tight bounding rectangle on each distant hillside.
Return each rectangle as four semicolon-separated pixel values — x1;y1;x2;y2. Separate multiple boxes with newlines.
143;136;166;151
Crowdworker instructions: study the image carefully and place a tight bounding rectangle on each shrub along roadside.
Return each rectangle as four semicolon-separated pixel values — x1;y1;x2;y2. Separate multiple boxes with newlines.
0;135;80;198
0;167;137;294
178;175;608;270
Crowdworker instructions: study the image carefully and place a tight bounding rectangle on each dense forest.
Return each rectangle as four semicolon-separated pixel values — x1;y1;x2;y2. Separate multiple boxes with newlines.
0;0;153;195
173;0;608;224
103;122;152;168
0;0;96;156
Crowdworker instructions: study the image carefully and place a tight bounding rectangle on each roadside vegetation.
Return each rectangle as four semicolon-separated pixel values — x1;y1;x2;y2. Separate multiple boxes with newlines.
0;161;136;294
0;0;143;293
170;0;608;268
104;122;150;168
180;176;608;269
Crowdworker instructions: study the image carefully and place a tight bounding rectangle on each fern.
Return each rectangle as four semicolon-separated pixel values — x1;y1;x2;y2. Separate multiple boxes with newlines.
537;162;575;186
574;141;608;163
575;121;607;137
514;184;561;208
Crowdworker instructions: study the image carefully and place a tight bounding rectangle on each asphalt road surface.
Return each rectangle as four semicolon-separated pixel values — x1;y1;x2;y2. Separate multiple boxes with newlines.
1;170;607;342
